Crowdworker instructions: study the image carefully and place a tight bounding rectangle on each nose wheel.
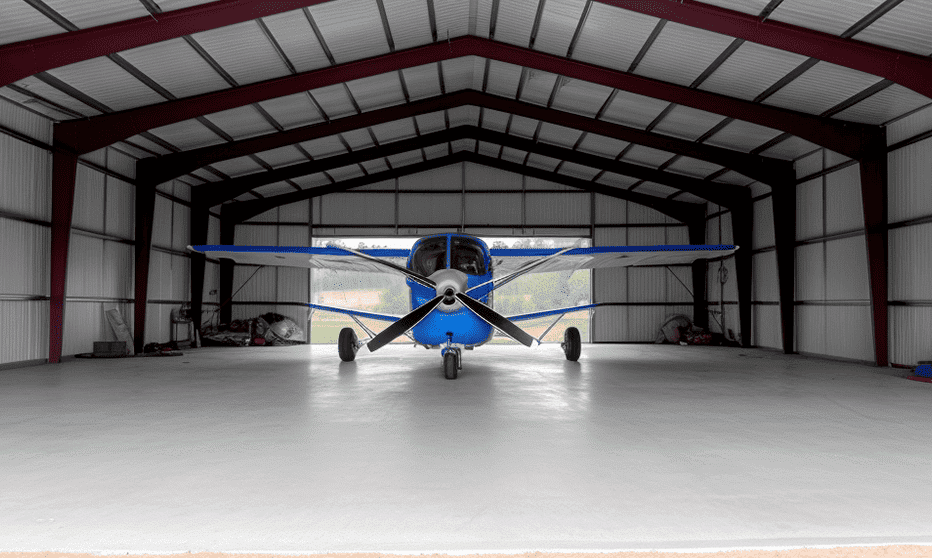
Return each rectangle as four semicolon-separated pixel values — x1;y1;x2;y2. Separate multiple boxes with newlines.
443;348;461;380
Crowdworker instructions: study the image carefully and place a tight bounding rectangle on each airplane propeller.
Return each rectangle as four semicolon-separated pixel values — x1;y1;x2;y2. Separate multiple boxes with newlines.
366;294;444;352
455;292;535;347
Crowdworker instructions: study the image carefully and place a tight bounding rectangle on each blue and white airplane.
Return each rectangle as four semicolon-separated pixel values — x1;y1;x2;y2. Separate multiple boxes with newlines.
192;233;736;379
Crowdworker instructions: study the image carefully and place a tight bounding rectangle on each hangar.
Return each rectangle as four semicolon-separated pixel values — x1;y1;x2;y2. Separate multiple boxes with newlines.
1;0;931;554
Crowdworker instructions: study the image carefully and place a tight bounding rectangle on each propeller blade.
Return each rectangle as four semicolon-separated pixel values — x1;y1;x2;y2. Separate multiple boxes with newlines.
366;295;444;352
466;244;578;296
338;246;436;289
455;292;535;347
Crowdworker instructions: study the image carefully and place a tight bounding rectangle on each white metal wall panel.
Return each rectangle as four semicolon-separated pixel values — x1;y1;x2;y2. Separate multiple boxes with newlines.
593;228;627;305
665;264;693;302
152;195;173;248
208;215;221;245
249;207;279;223
698;39;809;102
0;133;51;220
62;302;115;356
279;200;311;224
73;166;106;232
525;192;589;225
465;193;522;225
172;203;191;251
278;267;309;303
824;305;874;362
0;97;52;143
465;162;522;190
627;228;665;302
236;224;278;246
634;22;735;87
752;304;781;350
400;164;462;191
719;211;734;244
102;240;134;300
594;196;627;224
628;306;688;341
398;193;461;225
824;164;863;235
706;216;720;244
627;202;670;225
320;193;395;225
889;306;932;366
66;235;104;298
752;251;779;302
795;150;823;180
796;305;826;356
665;226;688;245
144;303;172;345
753;197;775;249
796;179;823;240
888;137;932;222
825;235;870;301
591;306;627;342
887;104;932;146
795;243;825;301
0;219;50;296
889;222;932;301
0;301;48;364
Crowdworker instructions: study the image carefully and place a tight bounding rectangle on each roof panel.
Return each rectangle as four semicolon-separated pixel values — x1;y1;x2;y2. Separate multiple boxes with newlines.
634;22;735;87
537;122;583;149
834;83;931;125
474;0;495;39
262;9;332;73
534;0;588;56
559;161;600;181
292;173;332;189
634;182;680;198
42;0;149;29
500;146;528;165
596;172;639;189
360;158;391;175
769;0;884;37
149;119;223;150
704;119;782;153
124;134;173;156
192;21;292;85
345;72;406;111
508;115;539;138
423;144;451;160
254;181;299;198
577;133;629;158
697;41;809;101
203;105;277;140
758;136;820;160
432;0;470;39
309;83;357;119
401;63;442;100
254;145;308;168
309;0;391;64
763;61;884;115
340;128;376;151
300;135;349;158
621;145;674;168
479;108;510;132
651;105;727;142
370;118;417;143
853;0;932;56
152;0;218;10
571;3;660;73
447;105;481;127
664;156;724;179
600;90;670;129
209;155;263;178
526;153;561;172
518;70;560;106
12;76;101;118
119;38;232;99
713;170;755;187
494;0;537;47
386;149;425;168
327;164;366;182
0;2;66;46
382;0;434;50
441;57;478;93
46;57;167;112
258;93;325;130
477;140;501;158
484;60;523;98
692;0;770;16
676;193;707;204
550;79;613;119
415;111;447;133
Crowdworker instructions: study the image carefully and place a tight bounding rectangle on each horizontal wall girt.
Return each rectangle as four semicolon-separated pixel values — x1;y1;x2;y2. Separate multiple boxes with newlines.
601;0;932;100
55;37;875;159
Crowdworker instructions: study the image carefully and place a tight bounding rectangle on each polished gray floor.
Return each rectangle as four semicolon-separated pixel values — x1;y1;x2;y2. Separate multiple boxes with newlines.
1;343;931;553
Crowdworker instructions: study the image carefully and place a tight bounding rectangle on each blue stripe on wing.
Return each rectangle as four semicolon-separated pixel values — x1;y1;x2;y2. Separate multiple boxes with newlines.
506;303;600;322
192;245;410;258
490;244;736;257
308;303;401;322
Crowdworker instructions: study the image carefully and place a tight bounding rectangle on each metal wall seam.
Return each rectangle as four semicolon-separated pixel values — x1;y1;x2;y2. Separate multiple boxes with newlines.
753;304;782;350
0;300;48;364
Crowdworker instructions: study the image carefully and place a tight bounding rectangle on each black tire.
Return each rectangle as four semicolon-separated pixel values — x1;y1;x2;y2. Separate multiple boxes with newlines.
443;351;458;380
338;327;357;362
564;327;581;362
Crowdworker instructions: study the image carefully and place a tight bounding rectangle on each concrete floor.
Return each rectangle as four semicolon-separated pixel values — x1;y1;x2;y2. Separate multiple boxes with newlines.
1;343;931;553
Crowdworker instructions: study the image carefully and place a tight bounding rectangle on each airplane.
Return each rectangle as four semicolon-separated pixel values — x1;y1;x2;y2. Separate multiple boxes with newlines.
191;233;736;379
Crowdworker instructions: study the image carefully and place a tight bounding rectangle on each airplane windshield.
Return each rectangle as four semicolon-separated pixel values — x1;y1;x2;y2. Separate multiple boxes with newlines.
451;236;487;276
411;237;447;276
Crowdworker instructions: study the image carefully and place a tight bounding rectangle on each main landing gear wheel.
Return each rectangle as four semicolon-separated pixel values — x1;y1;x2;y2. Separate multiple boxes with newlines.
443;351;458;380
338;327;358;362
563;327;581;362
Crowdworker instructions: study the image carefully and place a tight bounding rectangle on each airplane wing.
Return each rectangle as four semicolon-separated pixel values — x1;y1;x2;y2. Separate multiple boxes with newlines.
189;245;410;273
490;244;737;275
308;303;401;323
506;303;600;322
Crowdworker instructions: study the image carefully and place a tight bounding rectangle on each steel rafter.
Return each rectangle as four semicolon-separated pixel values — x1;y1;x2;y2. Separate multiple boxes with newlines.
599;0;932;100
55;36;875;159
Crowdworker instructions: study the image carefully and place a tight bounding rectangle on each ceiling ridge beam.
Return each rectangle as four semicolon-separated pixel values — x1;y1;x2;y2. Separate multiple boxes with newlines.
54;36;872;159
596;0;932;101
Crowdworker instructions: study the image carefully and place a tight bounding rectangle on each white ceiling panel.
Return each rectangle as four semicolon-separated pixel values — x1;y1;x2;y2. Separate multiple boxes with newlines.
534;0;588;56
382;0;434;50
477;140;501;158
577;133;629;158
763;61;885;116
204;105;277;140
262;9;332;73
518;70;560;106
43;0;149;29
46;57;166;112
537;122;583;148
484;60;523;98
401;64;442;100
327;164;366;182
258;93;325;129
526;153;561;171
705;119;782;153
758;135;820;160
474;0;495;38
359;158;391;175
713;170;755;187
550;79;613;118
479;108;511;132
495;0;538;47
254;146;308;168
345;72;405;111
853;0;932;56
340;128;376;151
634;182;679;198
693;0;771;16
441;57;480;93
600;90;670;129
386;150;425;168
447;105;481;127
572;3;660;73
309;0;391;64
634;22;735;87
190;168;219;182
698;41;809;102
500;146;528;165
769;0;884;37
834;83;932;125
651;104;727;142
507;115;539;138
254;181;300;198
676;193;707;204
291;173;332;189
119;39;232;99
415;111;448;133
12;76;101;117
191;21;292;85
371;118;417;143
124;134;173;156
300;135;349;158
149;119;223;150
433;0;471;39
209;156;263;178
621;145;673;168
559;161;600;181
664;156;724;179
153;0;218;10
0;2;66;46
309;83;357;119
423;144;451;160
596;172;639;189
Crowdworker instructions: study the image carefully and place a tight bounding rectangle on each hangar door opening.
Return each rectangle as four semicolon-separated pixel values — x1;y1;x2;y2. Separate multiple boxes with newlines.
309;237;591;344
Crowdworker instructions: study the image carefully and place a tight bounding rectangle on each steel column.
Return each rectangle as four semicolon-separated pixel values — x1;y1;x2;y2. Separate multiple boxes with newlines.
48;149;78;363
858;133;890;366
132;181;157;354
688;219;708;329
731;194;754;348
218;215;237;326
189;192;210;335
771;176;797;354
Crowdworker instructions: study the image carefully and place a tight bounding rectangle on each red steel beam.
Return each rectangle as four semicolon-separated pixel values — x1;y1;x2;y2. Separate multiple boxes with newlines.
55;36;875;159
0;0;337;87
48;149;79;363
602;0;932;100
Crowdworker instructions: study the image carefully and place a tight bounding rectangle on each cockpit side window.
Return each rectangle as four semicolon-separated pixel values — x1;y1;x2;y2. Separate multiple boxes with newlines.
451;236;487;276
411;237;447;276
